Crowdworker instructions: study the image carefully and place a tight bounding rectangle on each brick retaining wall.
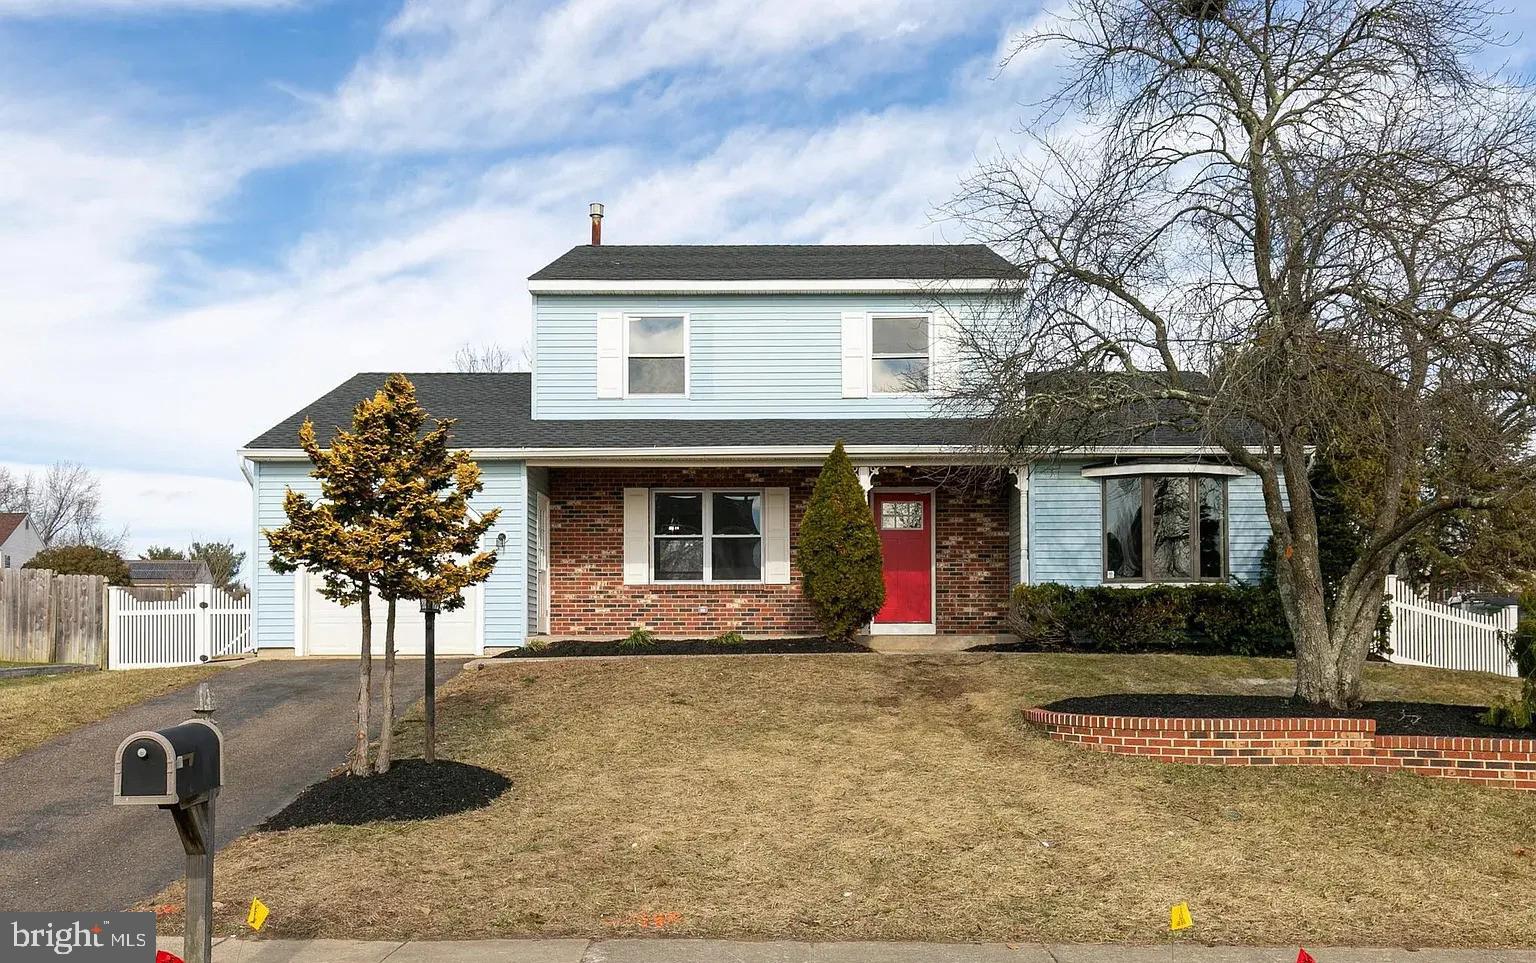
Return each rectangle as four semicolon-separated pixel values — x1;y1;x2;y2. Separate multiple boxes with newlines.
1024;707;1536;791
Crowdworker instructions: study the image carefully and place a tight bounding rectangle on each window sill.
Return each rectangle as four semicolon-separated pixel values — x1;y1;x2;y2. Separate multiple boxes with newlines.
645;580;768;587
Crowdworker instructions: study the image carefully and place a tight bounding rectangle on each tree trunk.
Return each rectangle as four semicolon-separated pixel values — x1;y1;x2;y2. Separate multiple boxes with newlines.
352;586;372;776
1285;537;1389;709
424;606;437;765
376;598;398;774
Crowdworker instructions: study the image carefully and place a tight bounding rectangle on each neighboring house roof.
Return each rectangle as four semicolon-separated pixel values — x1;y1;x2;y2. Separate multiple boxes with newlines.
0;513;26;544
528;244;1018;282
243;373;1244;453
128;559;213;585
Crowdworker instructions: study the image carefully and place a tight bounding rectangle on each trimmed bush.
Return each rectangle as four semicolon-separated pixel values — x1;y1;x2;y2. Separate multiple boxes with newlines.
23;545;131;585
1005;581;1293;656
797;442;884;641
1480;592;1536;731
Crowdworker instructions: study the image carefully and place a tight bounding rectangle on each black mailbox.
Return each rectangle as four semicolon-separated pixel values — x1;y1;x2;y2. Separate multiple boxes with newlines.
113;719;223;807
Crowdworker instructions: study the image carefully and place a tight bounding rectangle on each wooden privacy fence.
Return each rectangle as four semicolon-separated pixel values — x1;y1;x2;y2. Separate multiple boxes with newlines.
1384;575;1520;677
0;568;109;665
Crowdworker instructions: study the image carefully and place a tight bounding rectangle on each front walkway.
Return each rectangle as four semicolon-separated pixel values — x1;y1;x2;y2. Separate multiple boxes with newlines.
156;937;1536;962
0;659;462;912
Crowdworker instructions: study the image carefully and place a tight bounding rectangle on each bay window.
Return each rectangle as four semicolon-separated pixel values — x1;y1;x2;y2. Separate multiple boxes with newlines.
653;490;763;582
1103;475;1227;582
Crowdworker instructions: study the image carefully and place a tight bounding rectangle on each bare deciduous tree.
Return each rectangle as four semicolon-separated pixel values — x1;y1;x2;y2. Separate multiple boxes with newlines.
452;341;530;373
0;461;125;550
941;0;1536;707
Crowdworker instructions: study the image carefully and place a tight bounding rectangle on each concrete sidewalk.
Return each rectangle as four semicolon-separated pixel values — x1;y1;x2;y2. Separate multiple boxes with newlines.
155;937;1536;963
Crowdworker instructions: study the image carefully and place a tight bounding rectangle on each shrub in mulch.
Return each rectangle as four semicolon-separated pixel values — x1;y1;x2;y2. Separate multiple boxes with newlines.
260;759;510;831
497;637;868;658
1042;693;1534;739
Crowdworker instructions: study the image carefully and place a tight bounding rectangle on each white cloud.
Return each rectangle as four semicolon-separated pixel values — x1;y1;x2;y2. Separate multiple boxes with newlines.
317;0;1016;152
1;461;248;563
0;0;303;16
0;0;1054;572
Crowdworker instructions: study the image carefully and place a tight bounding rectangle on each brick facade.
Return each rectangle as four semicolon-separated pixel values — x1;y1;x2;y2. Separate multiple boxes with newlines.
1025;707;1536;792
545;465;1012;637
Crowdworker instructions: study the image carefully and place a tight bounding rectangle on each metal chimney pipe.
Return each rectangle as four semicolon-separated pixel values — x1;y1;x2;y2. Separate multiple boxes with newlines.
589;202;604;245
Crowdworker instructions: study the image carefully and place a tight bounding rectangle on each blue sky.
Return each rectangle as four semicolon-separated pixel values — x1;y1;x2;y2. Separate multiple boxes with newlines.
2;0;1534;564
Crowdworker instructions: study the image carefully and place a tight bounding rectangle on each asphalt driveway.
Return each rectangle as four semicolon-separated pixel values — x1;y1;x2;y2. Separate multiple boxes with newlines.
0;658;463;913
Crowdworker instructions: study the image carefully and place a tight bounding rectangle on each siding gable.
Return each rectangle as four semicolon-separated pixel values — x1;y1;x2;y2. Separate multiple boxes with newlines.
533;293;983;420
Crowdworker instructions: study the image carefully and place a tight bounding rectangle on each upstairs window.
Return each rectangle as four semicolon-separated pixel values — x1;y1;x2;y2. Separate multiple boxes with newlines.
1103;475;1226;582
626;315;687;396
870;315;930;394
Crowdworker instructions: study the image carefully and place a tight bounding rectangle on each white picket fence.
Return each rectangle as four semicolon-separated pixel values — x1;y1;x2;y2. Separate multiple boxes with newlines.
1384;575;1520;677
108;584;253;669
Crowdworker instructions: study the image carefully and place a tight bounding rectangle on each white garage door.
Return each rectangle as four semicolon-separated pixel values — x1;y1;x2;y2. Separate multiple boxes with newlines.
302;572;480;656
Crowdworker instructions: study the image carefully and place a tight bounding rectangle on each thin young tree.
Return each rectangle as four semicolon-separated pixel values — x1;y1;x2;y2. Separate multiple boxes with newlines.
940;0;1536;708
265;396;393;775
369;376;497;772
394;428;497;764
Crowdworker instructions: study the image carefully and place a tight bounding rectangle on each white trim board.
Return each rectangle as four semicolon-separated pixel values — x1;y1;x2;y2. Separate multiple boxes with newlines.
528;278;1003;294
242;444;1267;467
1081;463;1246;478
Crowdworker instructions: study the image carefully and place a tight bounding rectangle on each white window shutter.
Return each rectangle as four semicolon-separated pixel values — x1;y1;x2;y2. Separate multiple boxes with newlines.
928;313;952;394
596;311;623;398
622;488;649;584
763;487;791;584
841;312;869;398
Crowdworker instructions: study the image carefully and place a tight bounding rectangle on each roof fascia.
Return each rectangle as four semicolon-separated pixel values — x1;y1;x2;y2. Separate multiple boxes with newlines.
239;443;1258;468
526;278;1002;295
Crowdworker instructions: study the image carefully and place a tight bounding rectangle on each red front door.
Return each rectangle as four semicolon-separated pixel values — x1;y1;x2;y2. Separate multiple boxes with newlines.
872;491;933;626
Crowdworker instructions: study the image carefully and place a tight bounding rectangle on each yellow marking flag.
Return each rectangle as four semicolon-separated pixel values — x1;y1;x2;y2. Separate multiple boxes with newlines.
247;899;270;932
1169;902;1192;931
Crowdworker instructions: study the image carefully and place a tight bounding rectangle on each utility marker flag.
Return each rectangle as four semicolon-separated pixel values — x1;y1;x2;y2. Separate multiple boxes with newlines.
1297;950;1316;963
1169;902;1192;931
247;899;270;931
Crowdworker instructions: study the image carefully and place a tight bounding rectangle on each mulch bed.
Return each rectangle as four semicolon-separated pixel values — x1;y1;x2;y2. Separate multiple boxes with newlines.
497;637;868;658
260;759;511;830
1043;693;1532;739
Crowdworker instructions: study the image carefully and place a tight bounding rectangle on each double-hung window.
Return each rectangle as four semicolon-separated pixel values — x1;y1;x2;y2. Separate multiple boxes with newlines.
652;490;763;582
625;315;687;396
870;315;930;394
1103;475;1227;582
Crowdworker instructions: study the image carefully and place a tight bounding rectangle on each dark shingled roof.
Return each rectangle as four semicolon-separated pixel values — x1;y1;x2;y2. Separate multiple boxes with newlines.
127;559;213;585
528;244;1017;282
244;373;1233;452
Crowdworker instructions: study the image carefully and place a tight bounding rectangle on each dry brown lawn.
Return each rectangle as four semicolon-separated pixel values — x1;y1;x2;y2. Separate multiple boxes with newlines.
0;665;218;762
177;653;1535;947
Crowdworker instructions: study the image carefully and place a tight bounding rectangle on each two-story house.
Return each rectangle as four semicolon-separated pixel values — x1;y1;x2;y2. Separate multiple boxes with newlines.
241;220;1274;657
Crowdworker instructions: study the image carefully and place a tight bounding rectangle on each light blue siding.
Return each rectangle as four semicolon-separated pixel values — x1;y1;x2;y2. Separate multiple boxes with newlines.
532;294;983;420
1226;473;1273;584
253;460;317;650
479;462;527;649
525;466;549;636
1028;461;1103;586
1027;460;1273;586
250;458;528;651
